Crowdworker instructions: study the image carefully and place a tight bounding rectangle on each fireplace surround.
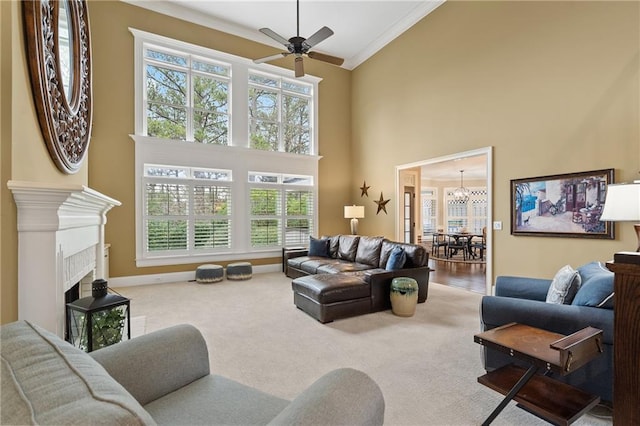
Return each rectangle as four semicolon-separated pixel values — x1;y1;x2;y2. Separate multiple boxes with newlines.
8;181;120;337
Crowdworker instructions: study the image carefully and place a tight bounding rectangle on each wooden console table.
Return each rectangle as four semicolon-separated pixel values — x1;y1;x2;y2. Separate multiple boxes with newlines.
474;323;603;425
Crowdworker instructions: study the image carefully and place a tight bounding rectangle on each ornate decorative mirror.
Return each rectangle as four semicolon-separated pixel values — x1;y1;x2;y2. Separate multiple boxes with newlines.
23;0;92;174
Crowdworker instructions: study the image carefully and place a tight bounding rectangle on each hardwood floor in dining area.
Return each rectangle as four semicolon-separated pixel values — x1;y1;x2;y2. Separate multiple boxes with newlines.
428;258;486;294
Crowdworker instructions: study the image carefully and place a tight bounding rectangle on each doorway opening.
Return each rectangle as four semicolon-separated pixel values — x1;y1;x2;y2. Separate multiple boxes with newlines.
395;147;493;295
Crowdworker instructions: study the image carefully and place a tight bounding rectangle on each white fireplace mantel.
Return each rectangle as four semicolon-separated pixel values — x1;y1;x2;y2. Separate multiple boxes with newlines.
8;180;121;337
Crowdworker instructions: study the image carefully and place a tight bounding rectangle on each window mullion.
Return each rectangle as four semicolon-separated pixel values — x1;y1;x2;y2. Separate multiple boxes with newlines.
187;180;194;255
186;56;194;141
278;89;284;152
134;29;319;265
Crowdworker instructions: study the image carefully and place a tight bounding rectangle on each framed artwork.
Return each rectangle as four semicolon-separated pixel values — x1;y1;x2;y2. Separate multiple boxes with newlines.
511;169;614;239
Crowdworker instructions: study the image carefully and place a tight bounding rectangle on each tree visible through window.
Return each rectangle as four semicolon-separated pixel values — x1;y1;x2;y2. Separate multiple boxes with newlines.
249;173;314;248
145;48;230;144
132;29;320;265
249;73;312;154
144;165;232;253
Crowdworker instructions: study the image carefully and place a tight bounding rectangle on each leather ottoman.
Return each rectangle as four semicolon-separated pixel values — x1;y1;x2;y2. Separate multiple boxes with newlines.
292;274;371;323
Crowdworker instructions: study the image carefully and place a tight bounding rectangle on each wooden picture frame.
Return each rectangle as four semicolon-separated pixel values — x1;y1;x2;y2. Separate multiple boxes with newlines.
23;0;93;174
511;169;614;239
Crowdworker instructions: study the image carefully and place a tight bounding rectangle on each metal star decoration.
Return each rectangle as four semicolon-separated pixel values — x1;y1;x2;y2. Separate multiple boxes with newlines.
375;192;390;215
360;180;370;197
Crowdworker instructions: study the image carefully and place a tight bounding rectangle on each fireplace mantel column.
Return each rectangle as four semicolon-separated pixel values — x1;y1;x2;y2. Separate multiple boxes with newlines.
8;181;121;337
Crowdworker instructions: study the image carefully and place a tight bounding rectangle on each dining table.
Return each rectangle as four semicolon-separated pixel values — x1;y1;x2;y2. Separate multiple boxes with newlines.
438;232;483;260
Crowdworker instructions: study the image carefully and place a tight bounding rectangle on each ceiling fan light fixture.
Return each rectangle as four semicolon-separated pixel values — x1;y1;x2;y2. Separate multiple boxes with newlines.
294;56;304;78
253;0;344;77
453;170;470;203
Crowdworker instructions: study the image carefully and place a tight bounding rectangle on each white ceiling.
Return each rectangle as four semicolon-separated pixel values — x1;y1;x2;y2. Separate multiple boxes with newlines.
126;0;480;181
124;0;445;70
419;155;487;182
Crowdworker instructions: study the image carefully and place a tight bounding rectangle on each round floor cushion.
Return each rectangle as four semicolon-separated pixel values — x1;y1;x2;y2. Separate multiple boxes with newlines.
195;264;224;283
226;262;253;280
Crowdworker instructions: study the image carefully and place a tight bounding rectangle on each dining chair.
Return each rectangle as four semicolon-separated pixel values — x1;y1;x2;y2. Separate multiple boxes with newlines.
470;227;486;260
446;234;468;260
431;233;448;258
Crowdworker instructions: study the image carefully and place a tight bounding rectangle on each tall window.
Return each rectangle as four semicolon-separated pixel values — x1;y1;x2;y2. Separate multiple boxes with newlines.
249;73;312;154
143;165;232;255
249;172;314;248
144;47;230;144
445;188;487;233
131;29;320;266
421;188;437;236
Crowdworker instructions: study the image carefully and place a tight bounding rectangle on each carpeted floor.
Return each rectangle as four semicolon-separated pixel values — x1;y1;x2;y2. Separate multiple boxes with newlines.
115;273;611;426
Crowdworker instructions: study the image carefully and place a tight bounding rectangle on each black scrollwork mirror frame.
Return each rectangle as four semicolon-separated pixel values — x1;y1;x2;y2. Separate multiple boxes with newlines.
23;0;92;174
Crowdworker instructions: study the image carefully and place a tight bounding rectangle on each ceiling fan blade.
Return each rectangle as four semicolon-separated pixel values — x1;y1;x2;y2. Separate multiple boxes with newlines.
294;56;304;78
307;51;344;67
302;26;334;50
253;52;290;64
259;28;290;46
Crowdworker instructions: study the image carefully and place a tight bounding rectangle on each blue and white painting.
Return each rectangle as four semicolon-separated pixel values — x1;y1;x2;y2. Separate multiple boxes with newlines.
512;169;614;238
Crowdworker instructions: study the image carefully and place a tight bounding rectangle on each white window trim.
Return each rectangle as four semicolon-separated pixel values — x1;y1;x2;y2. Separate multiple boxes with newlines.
130;28;322;267
444;186;487;234
130;28;321;151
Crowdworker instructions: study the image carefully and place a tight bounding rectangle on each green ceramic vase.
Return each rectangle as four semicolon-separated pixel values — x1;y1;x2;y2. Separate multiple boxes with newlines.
390;277;419;317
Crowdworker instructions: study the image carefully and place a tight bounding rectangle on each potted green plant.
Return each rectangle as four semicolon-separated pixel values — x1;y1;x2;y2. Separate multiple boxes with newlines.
74;307;126;352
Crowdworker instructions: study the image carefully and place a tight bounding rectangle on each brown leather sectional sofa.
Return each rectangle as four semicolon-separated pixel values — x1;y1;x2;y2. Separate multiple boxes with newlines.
285;235;431;323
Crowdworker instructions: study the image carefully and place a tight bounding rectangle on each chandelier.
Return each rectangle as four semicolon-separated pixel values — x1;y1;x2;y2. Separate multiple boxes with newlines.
453;170;470;203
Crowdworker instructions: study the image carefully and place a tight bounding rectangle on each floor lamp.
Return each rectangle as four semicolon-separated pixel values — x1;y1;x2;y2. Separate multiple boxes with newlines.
344;205;365;235
600;181;640;251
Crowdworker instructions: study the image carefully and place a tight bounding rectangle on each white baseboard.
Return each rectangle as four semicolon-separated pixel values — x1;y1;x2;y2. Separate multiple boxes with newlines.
108;263;281;288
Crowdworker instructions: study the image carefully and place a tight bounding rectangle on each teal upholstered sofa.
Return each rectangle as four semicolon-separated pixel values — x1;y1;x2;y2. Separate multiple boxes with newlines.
1;321;385;425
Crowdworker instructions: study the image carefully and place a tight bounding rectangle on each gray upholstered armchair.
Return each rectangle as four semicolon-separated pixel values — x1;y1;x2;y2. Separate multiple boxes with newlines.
1;321;385;425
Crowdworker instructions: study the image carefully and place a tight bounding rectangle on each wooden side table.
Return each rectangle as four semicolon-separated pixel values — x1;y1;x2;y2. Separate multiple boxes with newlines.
474;323;603;425
282;247;307;273
607;252;640;425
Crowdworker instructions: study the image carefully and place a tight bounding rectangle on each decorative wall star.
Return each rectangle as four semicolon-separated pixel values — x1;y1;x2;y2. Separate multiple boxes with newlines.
360;181;370;197
375;192;390;215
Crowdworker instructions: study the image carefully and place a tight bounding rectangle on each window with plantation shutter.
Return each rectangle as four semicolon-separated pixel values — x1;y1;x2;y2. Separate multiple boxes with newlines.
285;188;313;246
145;182;189;251
421;188;437;237
132;29;320;267
250;187;282;247
249;172;314;248
445;187;487;234
143;165;232;256
193;184;231;249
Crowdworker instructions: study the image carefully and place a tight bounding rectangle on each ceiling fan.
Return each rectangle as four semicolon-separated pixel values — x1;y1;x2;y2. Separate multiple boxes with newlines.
254;0;345;77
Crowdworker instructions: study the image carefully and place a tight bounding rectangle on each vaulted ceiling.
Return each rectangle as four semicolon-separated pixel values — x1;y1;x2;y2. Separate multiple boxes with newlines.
126;0;485;181
125;1;444;70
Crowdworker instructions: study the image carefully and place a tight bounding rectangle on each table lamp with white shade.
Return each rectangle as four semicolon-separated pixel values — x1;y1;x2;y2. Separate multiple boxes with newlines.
344;205;365;235
600;181;640;251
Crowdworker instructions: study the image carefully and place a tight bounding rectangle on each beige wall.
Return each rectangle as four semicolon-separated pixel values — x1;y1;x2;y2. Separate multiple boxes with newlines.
1;1;88;323
1;0;15;324
352;1;640;279
87;1;353;278
2;0;639;322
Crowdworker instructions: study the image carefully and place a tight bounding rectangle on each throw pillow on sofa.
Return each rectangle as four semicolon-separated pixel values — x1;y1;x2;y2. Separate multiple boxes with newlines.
572;261;614;309
337;235;360;261
545;264;581;304
386;246;406;270
309;236;330;257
